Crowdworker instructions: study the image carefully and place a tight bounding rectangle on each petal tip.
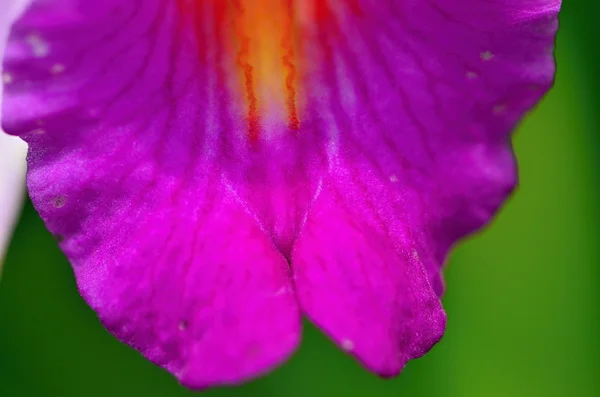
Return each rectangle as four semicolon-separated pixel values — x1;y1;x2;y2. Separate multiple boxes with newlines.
176;329;302;390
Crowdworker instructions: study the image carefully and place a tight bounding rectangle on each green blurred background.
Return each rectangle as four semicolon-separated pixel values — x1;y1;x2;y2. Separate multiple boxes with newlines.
1;1;598;396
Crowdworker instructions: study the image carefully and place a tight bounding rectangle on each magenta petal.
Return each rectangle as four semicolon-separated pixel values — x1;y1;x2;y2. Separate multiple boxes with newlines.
293;167;446;375
82;179;301;389
1;0;301;387
2;0;560;386
291;0;559;374
295;0;559;292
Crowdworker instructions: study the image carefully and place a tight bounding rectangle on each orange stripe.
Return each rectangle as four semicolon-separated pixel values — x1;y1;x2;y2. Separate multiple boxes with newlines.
232;0;260;142
202;0;364;139
282;0;299;131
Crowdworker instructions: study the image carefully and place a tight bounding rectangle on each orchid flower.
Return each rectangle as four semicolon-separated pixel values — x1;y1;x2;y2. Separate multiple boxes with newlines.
0;0;28;270
0;0;561;390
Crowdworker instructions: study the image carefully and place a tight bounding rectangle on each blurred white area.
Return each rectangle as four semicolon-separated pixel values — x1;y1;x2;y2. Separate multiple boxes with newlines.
0;134;27;263
0;0;30;264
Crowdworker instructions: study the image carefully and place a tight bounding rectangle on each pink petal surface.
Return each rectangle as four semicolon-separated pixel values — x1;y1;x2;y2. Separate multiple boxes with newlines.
293;167;446;375
77;174;301;389
290;0;559;373
1;0;560;388
2;0;302;387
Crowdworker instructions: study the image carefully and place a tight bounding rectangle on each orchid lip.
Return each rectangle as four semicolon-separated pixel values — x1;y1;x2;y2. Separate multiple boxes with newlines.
0;0;560;390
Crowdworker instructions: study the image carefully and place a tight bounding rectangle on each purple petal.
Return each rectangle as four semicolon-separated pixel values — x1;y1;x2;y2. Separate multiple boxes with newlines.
292;0;559;375
2;0;302;387
293;169;446;376
298;0;559;294
1;0;560;386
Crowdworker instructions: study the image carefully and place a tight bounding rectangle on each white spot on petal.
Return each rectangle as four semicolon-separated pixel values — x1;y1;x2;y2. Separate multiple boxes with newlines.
274;286;291;296
2;73;13;84
26;33;49;58
480;51;494;61
466;71;478;80
341;338;354;351
412;249;421;261
50;63;65;74
389;174;398;183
